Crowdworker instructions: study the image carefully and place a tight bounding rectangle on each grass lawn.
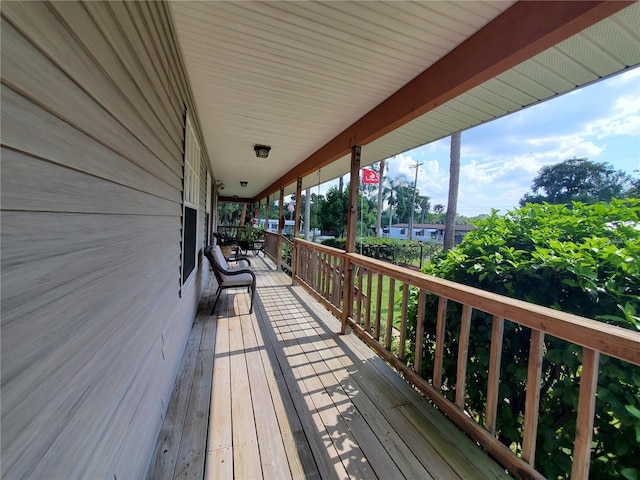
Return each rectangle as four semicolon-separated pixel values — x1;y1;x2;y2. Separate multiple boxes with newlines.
356;271;405;330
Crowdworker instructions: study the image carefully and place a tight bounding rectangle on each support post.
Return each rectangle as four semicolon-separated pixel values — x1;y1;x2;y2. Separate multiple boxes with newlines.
265;194;270;231
292;177;303;283
277;188;284;270
341;145;361;334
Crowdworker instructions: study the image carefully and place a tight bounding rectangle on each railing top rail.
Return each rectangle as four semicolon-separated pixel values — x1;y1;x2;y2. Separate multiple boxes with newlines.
294;238;345;256
282;236;294;247
294;241;640;366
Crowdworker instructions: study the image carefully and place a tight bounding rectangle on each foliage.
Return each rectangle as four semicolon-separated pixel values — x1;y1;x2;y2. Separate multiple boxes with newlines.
316;186;376;237
520;158;632;206
321;236;441;266
412;199;640;479
240;224;265;241
317;186;348;236
218;201;244;226
626;171;640;198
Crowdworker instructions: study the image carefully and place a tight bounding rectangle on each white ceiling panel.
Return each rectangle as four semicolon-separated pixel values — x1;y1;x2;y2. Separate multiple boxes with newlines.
168;1;640;199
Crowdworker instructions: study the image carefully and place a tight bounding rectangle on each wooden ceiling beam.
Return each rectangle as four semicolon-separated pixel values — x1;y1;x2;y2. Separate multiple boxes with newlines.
254;1;631;202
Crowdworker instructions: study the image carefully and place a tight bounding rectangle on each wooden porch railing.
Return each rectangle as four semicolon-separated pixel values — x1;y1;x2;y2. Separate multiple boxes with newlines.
292;238;640;480
264;231;294;275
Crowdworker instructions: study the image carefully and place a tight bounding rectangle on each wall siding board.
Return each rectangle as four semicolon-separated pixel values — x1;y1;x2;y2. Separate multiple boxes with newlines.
0;1;212;478
131;1;186;123
142;1;191;112
1;212;178;269
108;1;183;127
1;2;181;176
47;0;183;158
80;1;182;143
1;149;181;216
0;20;183;190
1;87;182;203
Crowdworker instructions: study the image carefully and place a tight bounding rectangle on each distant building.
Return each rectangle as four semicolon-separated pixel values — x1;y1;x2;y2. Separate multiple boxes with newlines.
383;223;475;244
259;218;295;235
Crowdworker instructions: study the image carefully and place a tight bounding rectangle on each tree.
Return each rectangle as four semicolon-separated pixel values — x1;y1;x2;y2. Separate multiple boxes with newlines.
317;186;348;236
383;176;402;231
417;194;431;224
444;131;461;251
433;204;445;214
393;181;414;224
520;158;631;206
626;170;640;198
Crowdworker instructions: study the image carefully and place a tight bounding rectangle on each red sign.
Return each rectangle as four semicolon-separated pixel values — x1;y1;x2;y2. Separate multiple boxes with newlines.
362;168;380;185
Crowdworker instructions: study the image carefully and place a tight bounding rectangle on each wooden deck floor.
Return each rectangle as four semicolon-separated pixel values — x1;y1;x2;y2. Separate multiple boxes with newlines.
148;256;511;480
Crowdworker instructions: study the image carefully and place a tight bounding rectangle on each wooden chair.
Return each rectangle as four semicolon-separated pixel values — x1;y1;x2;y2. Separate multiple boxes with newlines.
204;246;256;314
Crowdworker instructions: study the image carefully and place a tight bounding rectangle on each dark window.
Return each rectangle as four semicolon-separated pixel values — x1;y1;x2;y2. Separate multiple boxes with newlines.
182;206;197;284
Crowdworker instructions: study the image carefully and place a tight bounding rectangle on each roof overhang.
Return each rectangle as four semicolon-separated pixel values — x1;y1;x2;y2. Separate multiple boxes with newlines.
168;1;639;202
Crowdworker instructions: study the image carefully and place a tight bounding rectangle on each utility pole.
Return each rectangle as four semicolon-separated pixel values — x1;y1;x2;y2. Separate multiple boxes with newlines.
408;161;423;240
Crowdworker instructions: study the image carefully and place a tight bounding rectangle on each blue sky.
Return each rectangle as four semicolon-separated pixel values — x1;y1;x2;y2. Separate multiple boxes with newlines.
388;66;640;216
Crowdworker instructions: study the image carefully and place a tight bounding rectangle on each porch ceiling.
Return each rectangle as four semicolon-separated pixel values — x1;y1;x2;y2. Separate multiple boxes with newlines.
168;1;640;201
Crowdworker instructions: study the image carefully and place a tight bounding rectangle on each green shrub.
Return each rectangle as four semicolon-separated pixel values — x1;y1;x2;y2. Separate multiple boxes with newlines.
414;199;639;479
321;236;441;266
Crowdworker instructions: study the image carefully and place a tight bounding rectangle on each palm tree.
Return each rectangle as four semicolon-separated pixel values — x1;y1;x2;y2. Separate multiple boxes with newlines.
376;159;387;236
383;177;401;232
418;195;431;224
444;131;461;251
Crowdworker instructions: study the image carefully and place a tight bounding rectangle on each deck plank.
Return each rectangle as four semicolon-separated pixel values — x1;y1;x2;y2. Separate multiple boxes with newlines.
148;255;512;480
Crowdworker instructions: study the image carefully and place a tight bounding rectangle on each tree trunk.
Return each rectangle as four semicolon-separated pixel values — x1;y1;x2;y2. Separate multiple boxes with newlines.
444;131;461;252
304;187;311;240
376;159;385;237
338;175;344;194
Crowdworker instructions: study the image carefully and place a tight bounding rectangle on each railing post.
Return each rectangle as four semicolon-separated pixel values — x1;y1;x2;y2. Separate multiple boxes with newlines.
277;187;284;270
455;304;473;409
433;296;448;390
485;316;504;435
522;329;544;465
571;348;600;480
414;289;426;375
292;178;302;284
341;256;352;334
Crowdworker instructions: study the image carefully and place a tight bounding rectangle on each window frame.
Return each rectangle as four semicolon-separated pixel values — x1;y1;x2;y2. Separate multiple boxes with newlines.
181;113;201;290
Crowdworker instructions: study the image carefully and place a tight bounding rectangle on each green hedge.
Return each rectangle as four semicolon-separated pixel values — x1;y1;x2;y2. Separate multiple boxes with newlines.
413;199;639;479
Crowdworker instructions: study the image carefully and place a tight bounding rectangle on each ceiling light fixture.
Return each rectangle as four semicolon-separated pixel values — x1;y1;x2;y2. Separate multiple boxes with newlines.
254;144;271;158
240;181;248;187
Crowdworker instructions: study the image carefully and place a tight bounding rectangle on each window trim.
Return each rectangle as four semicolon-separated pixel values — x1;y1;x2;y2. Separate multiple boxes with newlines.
181;112;201;290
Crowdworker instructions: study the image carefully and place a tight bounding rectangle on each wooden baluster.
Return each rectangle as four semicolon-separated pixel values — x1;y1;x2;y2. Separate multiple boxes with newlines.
522;329;544;464
356;266;363;326
570;348;600;480
398;283;409;361
385;278;395;350
374;273;383;341
455;304;473;409
485;316;504;435
365;269;373;333
433;297;448;389
414;289;426;375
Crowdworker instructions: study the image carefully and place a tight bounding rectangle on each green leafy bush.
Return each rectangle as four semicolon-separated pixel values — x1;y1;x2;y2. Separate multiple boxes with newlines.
321;237;441;266
414;199;639;479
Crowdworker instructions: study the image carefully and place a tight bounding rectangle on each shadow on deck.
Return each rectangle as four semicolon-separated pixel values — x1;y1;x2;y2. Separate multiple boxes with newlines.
147;255;510;479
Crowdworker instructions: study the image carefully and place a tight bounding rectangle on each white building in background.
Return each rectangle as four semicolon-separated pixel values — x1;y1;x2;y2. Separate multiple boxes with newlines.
384;223;475;243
